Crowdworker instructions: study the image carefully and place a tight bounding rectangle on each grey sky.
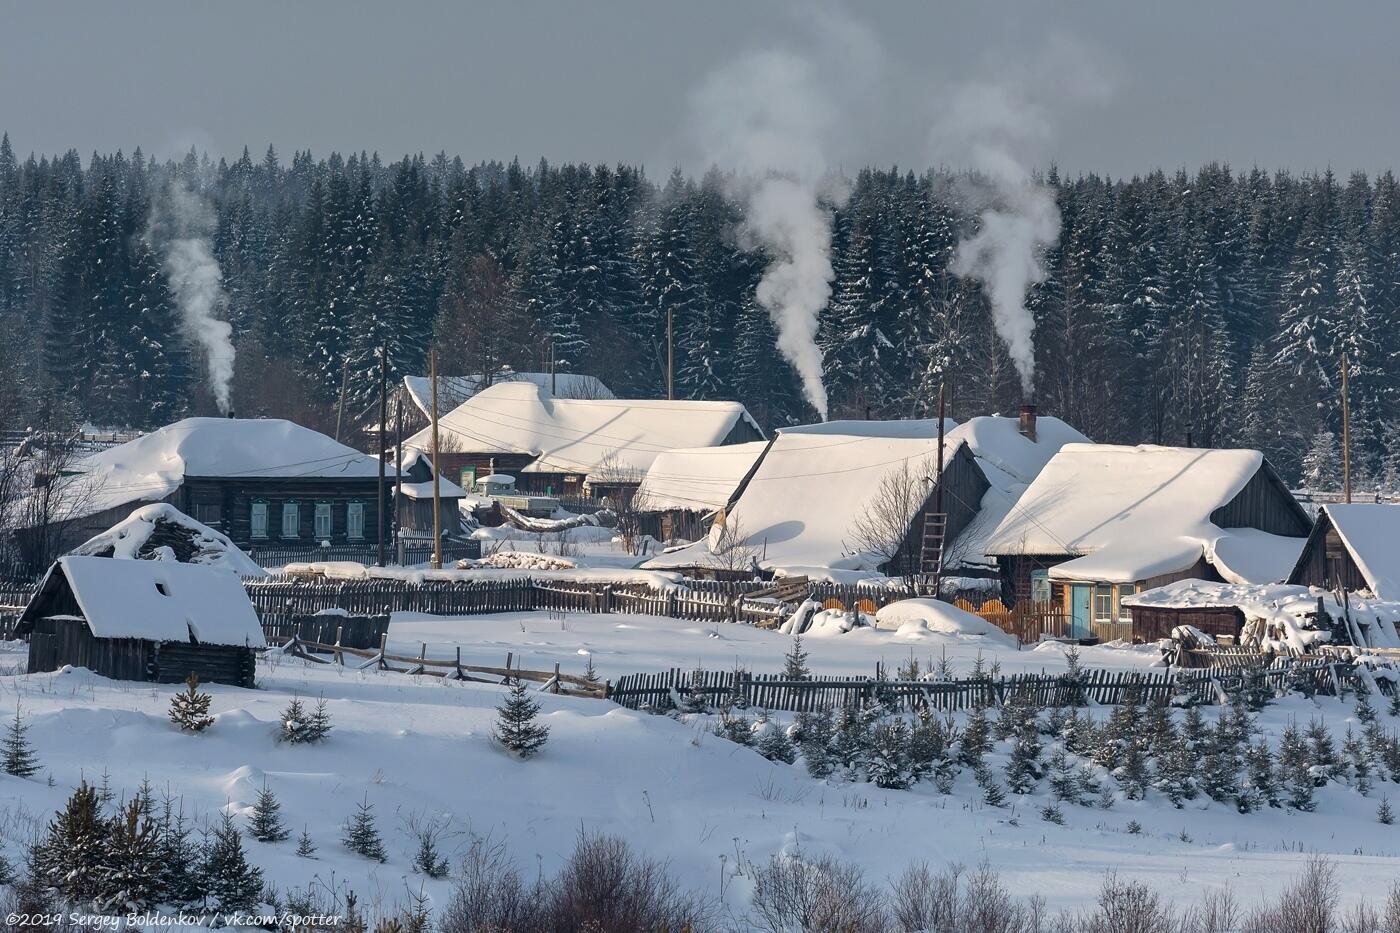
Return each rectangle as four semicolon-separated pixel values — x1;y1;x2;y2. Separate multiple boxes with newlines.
3;0;1397;178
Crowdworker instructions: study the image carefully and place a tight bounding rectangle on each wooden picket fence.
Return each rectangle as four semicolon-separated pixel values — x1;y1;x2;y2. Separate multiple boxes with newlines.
608;658;1371;714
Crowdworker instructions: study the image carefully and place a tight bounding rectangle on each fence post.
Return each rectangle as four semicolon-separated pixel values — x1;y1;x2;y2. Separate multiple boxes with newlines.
553;662;561;694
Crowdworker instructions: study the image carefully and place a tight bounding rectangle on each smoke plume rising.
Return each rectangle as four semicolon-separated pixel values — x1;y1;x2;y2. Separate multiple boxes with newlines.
689;16;879;419
934;36;1111;397
145;184;235;413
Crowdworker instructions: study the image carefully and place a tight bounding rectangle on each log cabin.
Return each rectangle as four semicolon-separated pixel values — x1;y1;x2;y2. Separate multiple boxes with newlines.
17;556;265;687
1287;503;1400;600
984;444;1311;640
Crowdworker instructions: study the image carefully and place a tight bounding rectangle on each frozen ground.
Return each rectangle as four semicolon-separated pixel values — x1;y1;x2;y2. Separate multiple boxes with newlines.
0;612;1397;924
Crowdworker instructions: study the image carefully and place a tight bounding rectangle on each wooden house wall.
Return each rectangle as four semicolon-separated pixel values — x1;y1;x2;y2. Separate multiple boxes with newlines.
26;616;255;687
720;419;765;445
396;494;463;537
1210;464;1311;536
891;443;990;578
1287;513;1372;593
181;477;390;548
1127;605;1245;642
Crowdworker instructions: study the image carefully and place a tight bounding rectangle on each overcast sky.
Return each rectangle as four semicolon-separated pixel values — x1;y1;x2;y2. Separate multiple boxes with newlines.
3;0;1397;179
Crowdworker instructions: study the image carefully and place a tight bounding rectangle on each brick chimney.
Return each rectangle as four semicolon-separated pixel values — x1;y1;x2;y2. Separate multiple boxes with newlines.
1018;404;1037;442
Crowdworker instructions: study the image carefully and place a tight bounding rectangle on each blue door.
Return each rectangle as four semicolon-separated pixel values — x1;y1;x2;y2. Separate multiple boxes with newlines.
1069;585;1091;639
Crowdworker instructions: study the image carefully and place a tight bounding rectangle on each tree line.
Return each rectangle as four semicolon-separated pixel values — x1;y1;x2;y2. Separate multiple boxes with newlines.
0;135;1396;486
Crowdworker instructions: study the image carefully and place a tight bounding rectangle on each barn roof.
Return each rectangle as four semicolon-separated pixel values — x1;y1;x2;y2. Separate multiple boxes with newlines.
634;441;770;513
19;556;266;647
403;381;762;479
1303;503;1400;600
62;417;391;518
402;372;614;416
71;503;266;577
984;444;1305;584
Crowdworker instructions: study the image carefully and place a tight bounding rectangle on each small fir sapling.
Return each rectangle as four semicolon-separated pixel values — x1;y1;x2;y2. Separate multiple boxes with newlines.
1389;691;1400;718
411;825;450;879
2;704;41;777
682;667;711;714
494;679;550;758
782;636;811;681
280;696;313;744
33;781;105;905
958;706;991;767
1245;740;1281;808
581;655;601;689
343;796;388;862
296;827;317;858
203;810;267;914
1380;798;1395;825
169;672;215;733
307;695;333;742
756;717;797;764
248;781;290;842
1004;720;1044;795
1040;802;1065;825
867;719;914;790
976;765;1007;807
831;703;871;772
1287;761;1317;812
99;799;162;915
798;708;837;779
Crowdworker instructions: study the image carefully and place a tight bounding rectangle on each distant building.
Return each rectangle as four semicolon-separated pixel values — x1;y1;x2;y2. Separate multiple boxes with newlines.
1288;502;1400;598
984;445;1311;639
402;381;763;499
633;441;770;543
18;556;266;687
384;371;615;434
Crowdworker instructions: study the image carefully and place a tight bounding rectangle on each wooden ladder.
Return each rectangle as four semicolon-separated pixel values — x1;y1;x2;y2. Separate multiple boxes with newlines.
920;511;948;577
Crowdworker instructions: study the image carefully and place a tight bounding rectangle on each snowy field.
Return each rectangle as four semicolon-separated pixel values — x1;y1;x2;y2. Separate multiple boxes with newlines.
1;607;1399;925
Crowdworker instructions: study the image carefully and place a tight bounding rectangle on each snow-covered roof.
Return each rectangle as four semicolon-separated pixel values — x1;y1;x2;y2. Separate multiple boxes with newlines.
24;556;266;647
403;381;763;479
399;476;467;499
402;372;613;416
71;503;266;577
1312;503;1400;600
984;444;1305;584
643;414;1086;575
66;418;391;517
634;441;770;513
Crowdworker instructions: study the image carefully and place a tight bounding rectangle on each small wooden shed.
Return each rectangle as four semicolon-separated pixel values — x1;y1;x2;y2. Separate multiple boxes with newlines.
1287;503;1400;599
17;556;266;687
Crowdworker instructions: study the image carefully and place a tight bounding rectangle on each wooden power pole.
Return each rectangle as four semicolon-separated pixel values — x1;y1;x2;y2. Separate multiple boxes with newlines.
333;356;350;442
667;307;674;401
1341;353;1352;504
430;348;443;569
376;345;388;567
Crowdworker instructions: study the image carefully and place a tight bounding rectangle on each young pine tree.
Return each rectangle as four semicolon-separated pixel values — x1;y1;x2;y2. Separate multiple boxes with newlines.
296;827;317;858
169;672;215;733
867;719;914;790
1004;720;1044;795
782;636;811;681
158;806;203;907
798;708;836;779
2;704;41;777
248;782;289;843
493;680;550;758
306;695;333;742
1380;798;1395;826
98;799;162;915
343;796;388;862
756;719;797;765
34;781;106;906
203;810;266;914
280;696;314;744
412;827;449;879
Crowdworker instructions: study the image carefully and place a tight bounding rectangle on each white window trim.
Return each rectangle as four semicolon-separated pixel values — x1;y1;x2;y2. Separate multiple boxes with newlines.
281;501;300;539
250;501;269;539
347;501;366;540
314;501;334;540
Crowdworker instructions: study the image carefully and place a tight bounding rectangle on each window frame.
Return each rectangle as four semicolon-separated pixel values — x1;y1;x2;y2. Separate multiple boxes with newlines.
1093;584;1114;623
1116;583;1138;621
250;500;269;540
281;501;300;539
314;501;333;540
347;501;366;541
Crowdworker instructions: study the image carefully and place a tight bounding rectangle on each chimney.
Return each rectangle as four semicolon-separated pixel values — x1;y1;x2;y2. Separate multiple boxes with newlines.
226;409;236;419
1018;404;1037;442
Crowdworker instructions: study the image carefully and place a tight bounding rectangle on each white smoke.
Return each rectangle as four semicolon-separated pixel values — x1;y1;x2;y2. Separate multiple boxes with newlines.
934;36;1111;397
689;16;880;419
145;184;235;413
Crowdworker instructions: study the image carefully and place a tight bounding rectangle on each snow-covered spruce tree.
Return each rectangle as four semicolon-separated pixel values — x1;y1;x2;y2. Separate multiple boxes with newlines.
296;827;316;858
97;799;162;915
831;703;871;774
798;708;836;779
908;707;952;782
1040;802;1065;825
1004;721;1044;795
868;719;914;790
756;718;797;765
1060;647;1089;708
343;796;387;863
1356;689;1379;725
713;707;754;747
280;696;314;744
682;667;710;714
958;706;991;768
1152;731;1198;807
494;679;550;758
976;765;1006;807
1306;718;1344;784
782;636;811;681
2;704;41;777
412;825;449;879
1286;762;1317;812
581;655;602;691
1380;798;1395;825
169;672;214;733
306;695;333;742
33;781;106;907
202;810;266;914
158;806;203;906
1047;748;1082;805
1389;691;1400;718
248;781;289;843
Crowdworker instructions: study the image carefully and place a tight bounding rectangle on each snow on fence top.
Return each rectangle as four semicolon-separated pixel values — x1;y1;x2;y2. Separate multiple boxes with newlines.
634;441;770;513
70;502;266;577
645;414;1085;576
65;417;391;517
402;381;763;478
984;444;1305;585
25;555;265;647
402;372;613;416
1313;503;1400;600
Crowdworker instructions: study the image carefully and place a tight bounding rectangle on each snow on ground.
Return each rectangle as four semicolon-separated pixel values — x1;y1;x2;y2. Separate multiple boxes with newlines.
0;631;1398;922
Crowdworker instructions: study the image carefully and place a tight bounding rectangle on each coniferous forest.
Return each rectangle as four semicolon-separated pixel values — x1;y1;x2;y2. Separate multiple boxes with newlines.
0;134;1397;488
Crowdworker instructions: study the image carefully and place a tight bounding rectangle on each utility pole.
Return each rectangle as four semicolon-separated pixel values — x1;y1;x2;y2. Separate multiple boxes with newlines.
667;307;674;400
394;395;404;564
430;348;443;569
376;345;387;567
334;356;350;443
1341;353;1352;504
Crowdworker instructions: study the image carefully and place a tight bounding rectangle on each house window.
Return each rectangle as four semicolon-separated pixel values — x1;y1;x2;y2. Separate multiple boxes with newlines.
1030;569;1051;604
194;503;223;527
250;501;269;539
281;502;300;538
347;501;366;540
1117;583;1137;621
314;502;333;540
1094;584;1114;623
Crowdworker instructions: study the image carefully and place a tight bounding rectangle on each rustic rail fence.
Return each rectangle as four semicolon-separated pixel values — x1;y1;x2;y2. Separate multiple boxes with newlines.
273;634;605;699
609;657;1381;714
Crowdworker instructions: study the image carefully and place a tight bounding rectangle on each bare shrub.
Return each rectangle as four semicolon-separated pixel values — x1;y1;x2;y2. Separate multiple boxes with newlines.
845;458;933;587
962;861;1031;933
545;832;712;933
749;851;889;933
1244;856;1338;933
439;838;544;933
1078;873;1178;933
889;861;961;933
1178;887;1240;933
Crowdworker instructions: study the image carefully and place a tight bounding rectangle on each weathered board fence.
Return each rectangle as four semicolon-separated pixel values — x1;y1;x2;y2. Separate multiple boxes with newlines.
609;658;1384;714
260;613;390;650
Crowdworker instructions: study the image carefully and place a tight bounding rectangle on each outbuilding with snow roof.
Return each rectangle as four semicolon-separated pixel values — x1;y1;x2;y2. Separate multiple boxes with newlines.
1287;502;1400;599
18;556;266;687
